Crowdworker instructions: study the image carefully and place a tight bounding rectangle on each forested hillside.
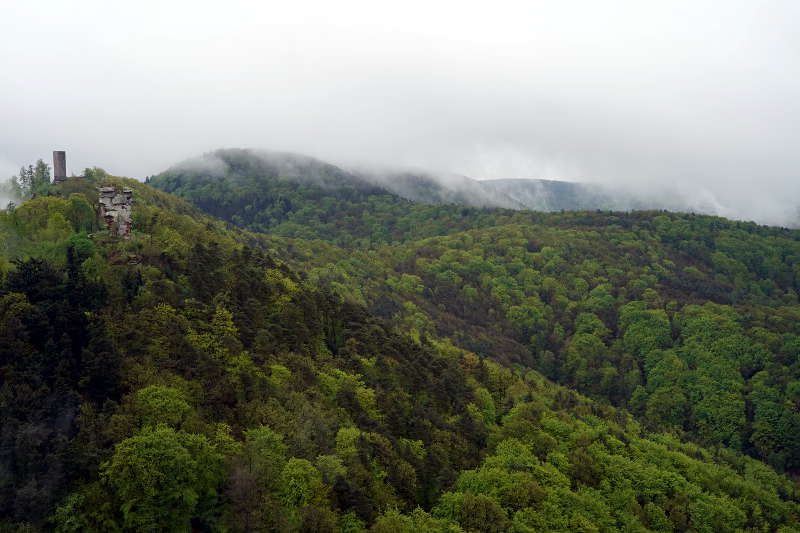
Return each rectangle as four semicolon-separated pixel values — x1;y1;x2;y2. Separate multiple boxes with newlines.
1;164;799;532
154;150;800;470
152;149;770;237
256;215;800;468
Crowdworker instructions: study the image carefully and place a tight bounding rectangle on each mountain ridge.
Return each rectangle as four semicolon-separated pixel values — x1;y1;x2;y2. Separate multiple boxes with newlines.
156;148;792;226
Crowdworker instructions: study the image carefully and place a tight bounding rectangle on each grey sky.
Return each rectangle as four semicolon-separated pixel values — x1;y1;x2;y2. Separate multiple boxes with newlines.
1;0;798;224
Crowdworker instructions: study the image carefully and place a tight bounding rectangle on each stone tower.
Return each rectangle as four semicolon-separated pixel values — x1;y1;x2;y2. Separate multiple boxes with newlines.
53;151;67;184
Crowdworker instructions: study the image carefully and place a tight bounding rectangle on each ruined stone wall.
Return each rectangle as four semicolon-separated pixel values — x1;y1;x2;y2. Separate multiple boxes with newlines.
98;186;133;238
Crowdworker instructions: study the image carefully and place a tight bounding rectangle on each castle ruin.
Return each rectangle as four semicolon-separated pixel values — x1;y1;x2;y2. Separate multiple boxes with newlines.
98;186;133;238
53;151;67;184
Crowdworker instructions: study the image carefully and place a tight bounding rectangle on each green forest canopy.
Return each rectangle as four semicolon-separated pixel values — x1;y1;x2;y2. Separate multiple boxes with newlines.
0;161;799;532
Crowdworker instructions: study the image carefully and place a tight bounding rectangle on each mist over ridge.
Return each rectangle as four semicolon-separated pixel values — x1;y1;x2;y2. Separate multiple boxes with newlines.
160;148;800;228
3;1;799;228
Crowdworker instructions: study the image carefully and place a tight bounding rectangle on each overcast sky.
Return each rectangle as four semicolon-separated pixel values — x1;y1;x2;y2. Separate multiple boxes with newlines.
1;0;798;224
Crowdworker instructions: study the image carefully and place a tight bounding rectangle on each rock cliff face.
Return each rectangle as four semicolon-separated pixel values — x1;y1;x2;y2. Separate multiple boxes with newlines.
98;186;133;238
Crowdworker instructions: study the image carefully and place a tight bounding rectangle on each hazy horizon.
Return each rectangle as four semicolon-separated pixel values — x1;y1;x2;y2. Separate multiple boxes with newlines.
1;1;798;225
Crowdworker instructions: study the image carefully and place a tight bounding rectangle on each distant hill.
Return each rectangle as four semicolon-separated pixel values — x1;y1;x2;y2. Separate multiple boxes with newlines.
154;148;527;210
153;148;740;222
151;149;800;249
481;178;618;211
481;177;754;218
355;170;526;209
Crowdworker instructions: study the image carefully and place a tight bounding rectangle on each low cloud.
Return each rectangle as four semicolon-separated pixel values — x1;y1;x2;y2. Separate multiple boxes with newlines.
170;152;230;177
0;156;19;209
0;1;797;226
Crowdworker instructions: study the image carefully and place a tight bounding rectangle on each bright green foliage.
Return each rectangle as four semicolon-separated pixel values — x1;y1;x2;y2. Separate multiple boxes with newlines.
53;483;121;533
187;305;242;361
65;193;96;232
279;458;327;507
131;385;191;428
473;386;497;426
372;507;463;533
31;159;52;198
335;427;363;461
434;492;510;533
242;425;288;487
101;425;223;532
420;421;798;532
620;302;672;358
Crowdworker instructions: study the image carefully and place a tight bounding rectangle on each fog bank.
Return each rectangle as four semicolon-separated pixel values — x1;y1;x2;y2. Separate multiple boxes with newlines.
1;1;798;225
